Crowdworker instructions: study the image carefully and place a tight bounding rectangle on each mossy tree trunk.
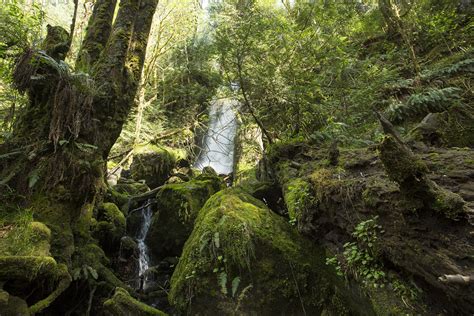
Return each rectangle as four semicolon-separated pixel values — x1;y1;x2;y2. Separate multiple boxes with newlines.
0;0;158;312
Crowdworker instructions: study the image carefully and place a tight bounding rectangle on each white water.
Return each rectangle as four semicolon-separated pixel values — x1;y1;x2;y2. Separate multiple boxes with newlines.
194;98;239;175
137;201;153;289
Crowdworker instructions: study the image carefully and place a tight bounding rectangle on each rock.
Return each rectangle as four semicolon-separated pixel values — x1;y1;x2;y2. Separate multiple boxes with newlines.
0;290;30;316
93;203;126;253
119;236;138;260
169;188;370;315
145;176;224;258
201;166;217;176
130;147;177;188
106;180;150;215
103;287;167;316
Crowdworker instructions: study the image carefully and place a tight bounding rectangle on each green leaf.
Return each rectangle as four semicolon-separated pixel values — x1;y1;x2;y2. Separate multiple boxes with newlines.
218;272;228;295
28;169;40;188
231;277;241;298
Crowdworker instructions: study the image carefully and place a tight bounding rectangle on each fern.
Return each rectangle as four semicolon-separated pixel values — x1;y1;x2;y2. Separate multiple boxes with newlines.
421;58;474;81
387;87;462;123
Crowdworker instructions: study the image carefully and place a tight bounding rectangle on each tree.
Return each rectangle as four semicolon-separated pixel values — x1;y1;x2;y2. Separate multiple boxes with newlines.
0;0;158;312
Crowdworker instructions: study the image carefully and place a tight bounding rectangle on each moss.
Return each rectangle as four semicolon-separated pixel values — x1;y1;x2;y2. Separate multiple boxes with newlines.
380;136;465;219
92;203;126;252
0;290;29;316
379;136;428;185
169;188;372;315
130;146;178;188
283;178;314;222
0;256;57;281
0;216;51;257
103;287;167;316
29;195;75;264
146;176;224;258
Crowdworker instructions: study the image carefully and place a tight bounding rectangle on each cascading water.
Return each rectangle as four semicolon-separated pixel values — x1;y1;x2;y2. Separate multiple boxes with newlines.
194;98;239;175
136;200;153;290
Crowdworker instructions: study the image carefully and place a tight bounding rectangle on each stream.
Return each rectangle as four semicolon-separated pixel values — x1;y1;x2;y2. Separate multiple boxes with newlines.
136;200;153;290
132;98;238;293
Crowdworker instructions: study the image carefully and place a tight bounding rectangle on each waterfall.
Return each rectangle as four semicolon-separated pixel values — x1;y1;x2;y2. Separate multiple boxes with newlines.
137;200;153;290
194;98;238;175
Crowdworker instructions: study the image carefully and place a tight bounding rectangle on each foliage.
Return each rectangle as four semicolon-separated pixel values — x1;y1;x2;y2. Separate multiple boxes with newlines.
0;1;43;140
387;87;462;123
326;216;386;288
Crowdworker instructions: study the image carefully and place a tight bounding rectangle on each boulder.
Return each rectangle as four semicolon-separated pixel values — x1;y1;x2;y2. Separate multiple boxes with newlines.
92;203;126;253
145;176;224;258
130;147;177;188
169;188;370;315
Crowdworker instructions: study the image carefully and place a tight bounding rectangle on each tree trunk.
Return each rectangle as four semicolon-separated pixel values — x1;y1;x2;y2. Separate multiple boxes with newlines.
0;0;159;312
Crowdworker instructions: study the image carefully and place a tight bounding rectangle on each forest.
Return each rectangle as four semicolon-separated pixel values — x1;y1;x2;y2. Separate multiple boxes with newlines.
0;0;473;315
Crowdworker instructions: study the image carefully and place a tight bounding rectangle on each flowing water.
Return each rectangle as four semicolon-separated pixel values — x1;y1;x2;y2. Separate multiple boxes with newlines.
136;200;153;290
194;98;239;175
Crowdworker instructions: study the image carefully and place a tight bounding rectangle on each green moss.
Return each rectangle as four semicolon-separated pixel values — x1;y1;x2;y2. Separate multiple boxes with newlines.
0;290;29;316
103;287;167;316
169;188;371;315
146;176;224;257
130;146;178;188
92;203;126;252
0;216;51;257
283;178;314;223
379;136;428;185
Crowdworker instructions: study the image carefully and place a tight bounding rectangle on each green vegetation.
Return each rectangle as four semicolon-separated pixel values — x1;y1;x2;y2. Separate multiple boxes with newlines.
0;0;472;315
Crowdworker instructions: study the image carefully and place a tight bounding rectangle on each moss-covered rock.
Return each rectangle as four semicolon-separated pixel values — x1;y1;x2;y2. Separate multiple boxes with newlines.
92;203;126;253
0;290;30;316
130;147;177;188
103;287;167;316
169;188;370;315
146;176;224;258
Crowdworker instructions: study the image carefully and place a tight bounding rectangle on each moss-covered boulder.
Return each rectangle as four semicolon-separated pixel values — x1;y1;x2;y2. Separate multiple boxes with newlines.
106;179;150;213
145;176;224;258
130;147;177;188
0;290;30;316
169;188;370;315
103;287;167;316
92;203;126;253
